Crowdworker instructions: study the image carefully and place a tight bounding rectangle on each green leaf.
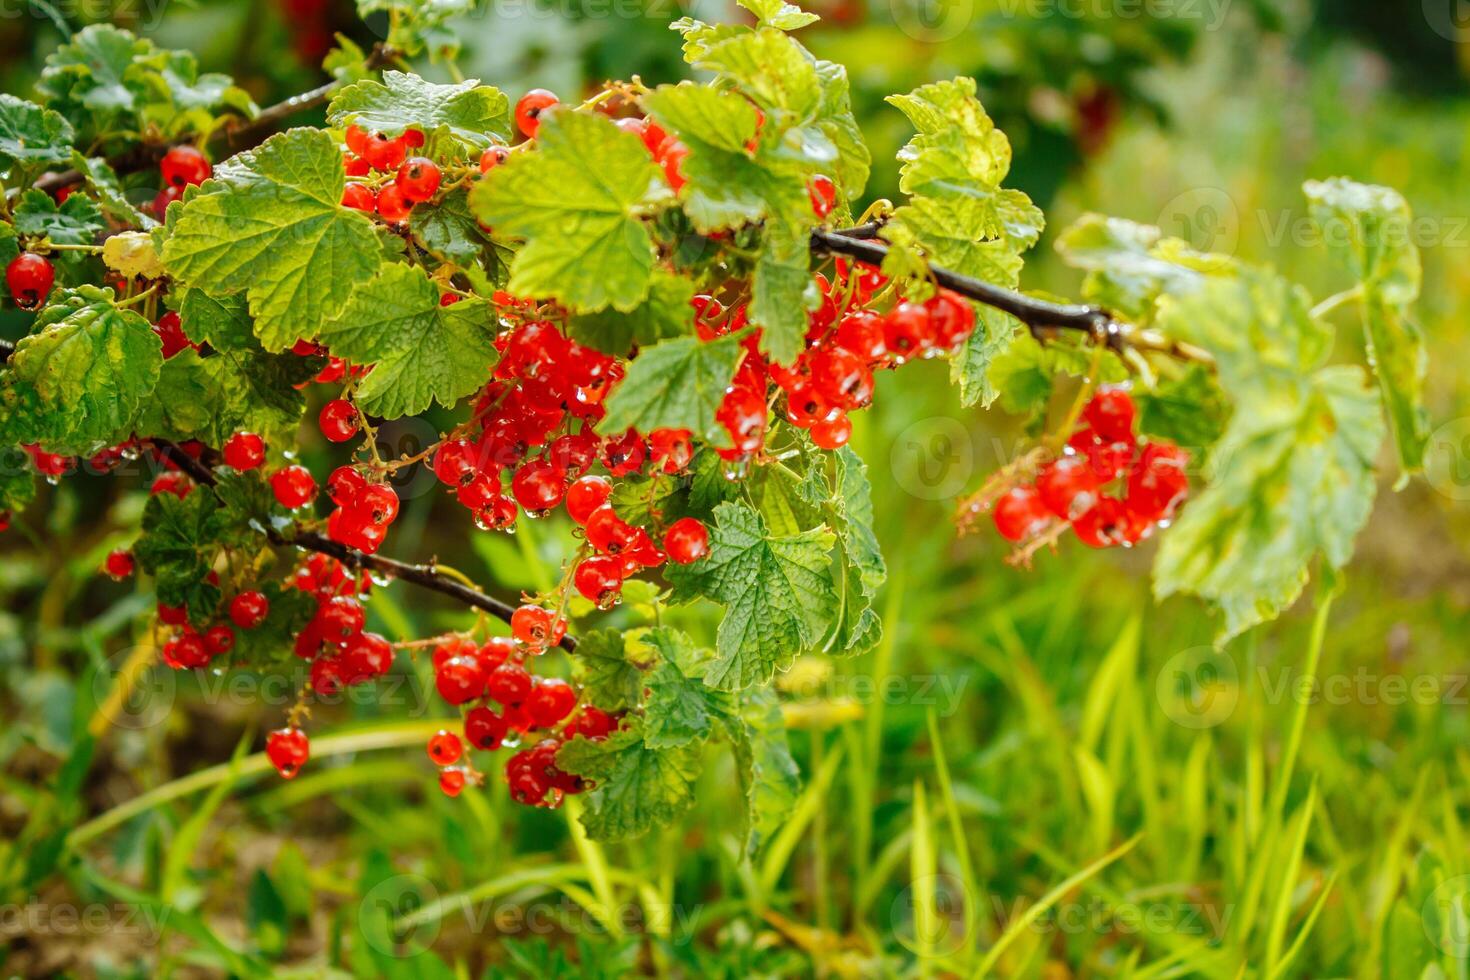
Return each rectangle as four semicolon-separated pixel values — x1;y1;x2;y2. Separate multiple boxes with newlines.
986;330;1126;421
665;501;837;691
469;111;665;312
0;223;19;305
1154;271;1385;642
134;347;313;445
327;71;510;155
0;465;36;515
598;333;745;444
160;128;390;351
568;271;694;356
826;447;885;654
886;78;1013;192
1303;177;1428;476
721;685;800;857
737;0;820;30
316;263;498;418
1134;363;1228;451
813;59;870;200
951;307;1019;408
179;288;255;352
72;154;154;228
410;186;508;277
641;627;732;749
13;189;105;246
557;718;702;841
572;629;653;711
692;28;822;119
228;582;318;664
0;286;161;453
0;94;75;174
1055;213;1238;321
133;490;227;622
750;225;817;365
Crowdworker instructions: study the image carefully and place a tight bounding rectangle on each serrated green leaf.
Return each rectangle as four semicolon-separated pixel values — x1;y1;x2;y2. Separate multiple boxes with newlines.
13;190;103;247
599;333;744;445
179;288;255;352
1304;177;1428;476
887;78;1012;192
1154;271;1385;642
693;28;822;119
0;94;75;174
813;59;870;200
568;272;694;356
72;154;154;229
0;465;36;515
750;460;824;537
573;630;652;711
665;501;836;691
985;330;1126;420
751;225;816;365
557;718;702;841
722;685;800;857
316;263;497;418
0;286;161;453
641;627;731;749
328;71;509;155
134;490;227;622
1055;213;1238;321
134;347;312;445
469;111;664;312
160;128;390;351
409;186;507;276
951;306;1019;408
884;196;1034;289
0;224;18;305
1134;364;1228;450
737;0;820;29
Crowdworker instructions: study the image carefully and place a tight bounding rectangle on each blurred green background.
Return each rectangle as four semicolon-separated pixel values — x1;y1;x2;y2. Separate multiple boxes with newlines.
4;0;1470;976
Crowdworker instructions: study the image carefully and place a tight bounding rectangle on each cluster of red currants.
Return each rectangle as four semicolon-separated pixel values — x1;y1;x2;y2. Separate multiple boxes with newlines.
992;388;1191;550
340;125;443;226
153;144;213;217
289;559;395;696
155;579;239;669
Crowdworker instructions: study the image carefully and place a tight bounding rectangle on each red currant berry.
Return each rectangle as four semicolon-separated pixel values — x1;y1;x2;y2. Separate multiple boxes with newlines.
358;483;400;525
204;624;235;655
152;184;183;219
153;311;194;359
427;730;464;766
717;386;768;452
810;412;852;450
585;505;638;556
926;291;976;350
808;174;837;218
396;157;442;202
341;182;375;211
526;678;577;728
1036;456;1100;521
465;705;509;750
103;548;134;580
883;302;934;363
660;140;689;192
327;464;367;507
566;475;612;525
992;486;1049;542
309;655;346;695
1083;388;1136;443
345;125;370;156
376;184;412;224
639;119;668;155
648;428;694;474
567;706;616;741
342;631;393;679
835;311;886;361
266;727;310;780
229;591;270;630
6;254;55;310
361;131;409;171
223;432;266;470
271;465;318;509
319;399;360;443
486;662;533;706
479;145;511;172
664;518;710;564
439;767;468;797
1073;496;1129;549
511;458;567;513
809;346;874;410
1126;442;1190;521
574;555;624;607
510;604;561;649
600;429;647;477
160;145;211;188
436;656;485;705
515;89;560;138
433;439;479;486
158;602;189;626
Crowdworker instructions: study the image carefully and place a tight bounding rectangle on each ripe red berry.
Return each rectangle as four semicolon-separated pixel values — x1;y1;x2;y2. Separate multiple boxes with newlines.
526;678;577;728
664;517;709;565
515;89;560;138
153;311;194;359
486;662;533;706
222;432;266;470
567;706;616;740
511;458;566;513
1037;456;1101;521
1126;442;1190;522
717;386;768;453
1083;388;1136;443
479;146;511;172
427;729;464;766
465;705;509;750
158;602;189;626
6;254;55;310
229;591;270;629
358;483;400;525
510;604;562;649
808;174;837;218
439;767;468;797
341;182;375;211
660;140;689;192
810;412;852;450
204;624;235;655
319;399;360;443
271;465;318;509
566;475;612;525
585;505;638;556
992;486;1049;542
376;184;413;224
396;157;442;202
361;131;409;171
1073;496;1129;549
103;548;134;580
883;302;933;363
152;184;183;218
437;656;485;705
342;631;393;679
809;346;874;410
160;145;211;188
574;555;624;607
433;439;479;486
266;727;310;780
926;291;976;350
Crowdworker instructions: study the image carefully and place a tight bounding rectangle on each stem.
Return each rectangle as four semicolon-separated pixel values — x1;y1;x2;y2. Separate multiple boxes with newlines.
148;439;575;652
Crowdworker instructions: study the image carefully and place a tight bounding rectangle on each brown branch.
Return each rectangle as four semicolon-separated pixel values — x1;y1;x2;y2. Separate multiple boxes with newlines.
148;439;575;652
